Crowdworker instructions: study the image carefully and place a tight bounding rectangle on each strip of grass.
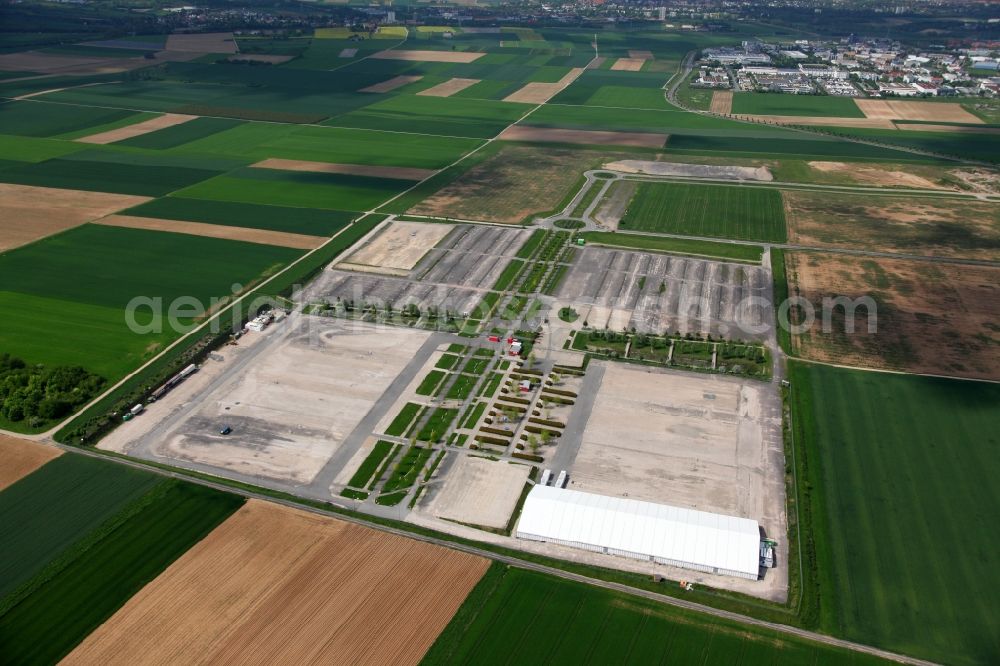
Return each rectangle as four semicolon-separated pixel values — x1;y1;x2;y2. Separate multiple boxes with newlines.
436;353;461;370
462;356;491;375
514;230;547;260
382;446;434;492
0;480;243;665
417;407;459;443
416;369;448;396
446;373;479;401
771;249;791;354
477;373;505;400
492;259;525;291
346;440;395;488
384;402;423;437
580;231;763;263
375;490;409;506
340;488;369;500
730;93;866;118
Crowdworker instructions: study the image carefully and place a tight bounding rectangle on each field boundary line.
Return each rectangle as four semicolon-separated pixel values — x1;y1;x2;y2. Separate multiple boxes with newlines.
784;356;1000;385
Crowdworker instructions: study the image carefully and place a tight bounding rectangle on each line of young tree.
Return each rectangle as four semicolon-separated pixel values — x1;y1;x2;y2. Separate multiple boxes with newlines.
0;354;105;426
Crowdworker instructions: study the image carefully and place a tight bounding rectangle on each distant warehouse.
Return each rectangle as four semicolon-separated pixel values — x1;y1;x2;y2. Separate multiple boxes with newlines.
516;486;761;580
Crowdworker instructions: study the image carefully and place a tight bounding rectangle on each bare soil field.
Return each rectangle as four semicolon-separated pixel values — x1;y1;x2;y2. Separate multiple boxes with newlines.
0;435;61;491
359;74;423;93
604;159;772;181
252;158;434;181
855;99;983;124
165;32;238;54
75;113;196;144
0;184;150;251
132;316;430;484
422;454;530;529
502;67;584;104
895;122;1000;134
95;215;327;250
336;220;454;275
806;161;947;189
416;77;480;97
65;500;489;666
339;48;358;58
371;49;485;63
628;50;654;59
739;114;896;129
498;125;667;148
227;54;293;64
783;191;1000;261
610;58;645;71
0;51;166;75
709;90;733;115
410;145;637;223
785;252;1000;380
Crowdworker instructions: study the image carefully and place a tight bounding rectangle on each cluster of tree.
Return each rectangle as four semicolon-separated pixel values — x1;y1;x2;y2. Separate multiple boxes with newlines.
0;354;105;425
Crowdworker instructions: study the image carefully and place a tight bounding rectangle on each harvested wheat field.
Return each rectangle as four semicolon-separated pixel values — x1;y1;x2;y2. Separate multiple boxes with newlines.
360;74;423;93
784;252;1000;380
610;57;645;71
783;190;1000;261
503;67;584;104
252;158;434;181
855;99;983;124
739;115;896;129
75;113;196;144
410;145;637;224
0;435;61;491
337;220;453;274
371;49;484;63
710;90;733;114
806;161;947;189
0;184;150;251
498;125;667;148
417;77;480;97
165;32;238;54
65;501;489;666
95;215;327;250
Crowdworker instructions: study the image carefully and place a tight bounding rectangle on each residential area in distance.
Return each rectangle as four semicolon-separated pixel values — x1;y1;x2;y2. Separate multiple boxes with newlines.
0;0;997;664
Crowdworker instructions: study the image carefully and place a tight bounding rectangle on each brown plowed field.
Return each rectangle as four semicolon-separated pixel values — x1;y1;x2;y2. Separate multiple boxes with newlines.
417;77;480;97
503;67;584;104
0;184;150;251
610;57;645;71
895;122;1000;134
371;49;484;63
628;50;653;59
498;125;667;148
252;157;434;181
65;501;489;666
709;90;733;114
75;113;196;144
360;74;423;93
95;215;326;249
0;435;61;491
784;252;1000;380
740;114;896;129
855;99;983;124
165;32;238;54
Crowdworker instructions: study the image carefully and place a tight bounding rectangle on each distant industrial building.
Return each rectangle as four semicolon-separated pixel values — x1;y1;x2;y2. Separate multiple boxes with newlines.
516;486;762;580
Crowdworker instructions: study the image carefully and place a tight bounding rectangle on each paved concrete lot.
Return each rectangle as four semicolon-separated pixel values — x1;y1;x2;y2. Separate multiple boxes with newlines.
421;455;531;529
556;247;772;340
301;271;486;318
414;224;531;288
118;317;429;484
337;220;454;276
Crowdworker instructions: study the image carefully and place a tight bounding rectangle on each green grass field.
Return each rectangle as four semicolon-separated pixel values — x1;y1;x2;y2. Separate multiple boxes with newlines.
124;197;356;236
424;565;890;665
730;93;866;118
327;95;528;139
619;182;787;242
0;157;220;196
789;362;1000;666
580;231;764;263
116;117;244;150
0;101;148;138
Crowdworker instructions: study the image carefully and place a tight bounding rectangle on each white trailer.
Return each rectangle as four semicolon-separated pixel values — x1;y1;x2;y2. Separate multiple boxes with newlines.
539;469;552;486
555;470;568;488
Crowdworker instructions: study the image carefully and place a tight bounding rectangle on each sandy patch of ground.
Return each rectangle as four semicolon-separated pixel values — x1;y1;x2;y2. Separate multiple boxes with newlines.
502;67;585;104
95;215;326;250
165;32;238;54
739;114;897;129
605;159;772;181
75;113;196;144
65;500;488;666
498;125;667;148
0;184;150;251
410;145;638;224
423;454;530;529
895;122;1000;134
806;161;946;189
948;168;1000;194
610;58;645;71
785;252;1000;380
339;48;358;58
0;435;61;491
855;99;983;124
783;190;1000;261
360;74;423;93
252;157;434;181
628;50;654;60
228;54;294;64
336;220;454;275
709;90;733;114
132;317;430;484
371;49;484;63
417;77;480;97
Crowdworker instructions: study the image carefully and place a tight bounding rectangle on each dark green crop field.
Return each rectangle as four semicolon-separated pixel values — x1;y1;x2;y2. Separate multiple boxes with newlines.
0;157;220;196
424;565;890;665
0;101;147;138
116;117;245;150
619;182;787;242
0;478;243;666
730;93;866;118
125;197;356;236
790;362;1000;666
327;95;528;138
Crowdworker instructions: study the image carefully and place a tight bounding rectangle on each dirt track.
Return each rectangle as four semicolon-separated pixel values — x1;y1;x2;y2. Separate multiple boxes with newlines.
75;113;196;144
252;158;434;181
498;125;667;148
95;215;327;249
371;49;484;63
854;99;983;124
417;77;480;97
709;90;733;114
360;75;423;93
0;435;61;491
0;184;150;251
64;500;488;666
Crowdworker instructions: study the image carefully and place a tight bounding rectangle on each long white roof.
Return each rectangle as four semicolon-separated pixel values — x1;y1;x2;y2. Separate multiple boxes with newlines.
517;485;761;578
